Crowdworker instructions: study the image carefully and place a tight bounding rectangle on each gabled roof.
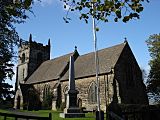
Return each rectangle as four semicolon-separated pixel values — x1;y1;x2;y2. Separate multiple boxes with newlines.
61;42;126;80
26;52;74;84
26;42;127;84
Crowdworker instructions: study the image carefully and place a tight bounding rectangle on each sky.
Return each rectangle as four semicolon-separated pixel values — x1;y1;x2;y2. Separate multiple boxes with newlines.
9;0;160;87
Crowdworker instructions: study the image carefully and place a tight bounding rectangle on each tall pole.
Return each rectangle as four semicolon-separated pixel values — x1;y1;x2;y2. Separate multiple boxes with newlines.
92;3;101;120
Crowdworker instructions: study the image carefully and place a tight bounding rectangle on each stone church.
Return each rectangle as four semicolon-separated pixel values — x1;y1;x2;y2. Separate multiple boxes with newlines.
14;34;148;111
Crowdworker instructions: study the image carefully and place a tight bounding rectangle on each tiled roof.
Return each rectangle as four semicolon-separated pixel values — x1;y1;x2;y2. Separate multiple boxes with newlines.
26;52;74;84
26;42;126;84
61;42;126;80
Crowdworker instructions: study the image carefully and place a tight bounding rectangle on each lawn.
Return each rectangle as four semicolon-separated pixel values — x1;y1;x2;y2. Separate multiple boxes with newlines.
0;109;97;120
0;109;13;120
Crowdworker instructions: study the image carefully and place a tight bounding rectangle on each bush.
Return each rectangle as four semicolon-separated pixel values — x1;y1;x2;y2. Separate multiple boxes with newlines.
0;98;14;109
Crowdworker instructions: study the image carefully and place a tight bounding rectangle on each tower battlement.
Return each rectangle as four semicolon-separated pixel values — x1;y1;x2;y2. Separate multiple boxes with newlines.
19;35;50;53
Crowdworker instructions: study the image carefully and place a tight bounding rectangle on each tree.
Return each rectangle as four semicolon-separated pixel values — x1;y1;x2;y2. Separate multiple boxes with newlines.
0;0;33;101
62;0;149;23
0;41;14;99
146;34;160;103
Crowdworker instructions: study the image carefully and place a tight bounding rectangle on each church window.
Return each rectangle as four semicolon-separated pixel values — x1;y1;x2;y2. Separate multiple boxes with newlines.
43;84;51;99
88;82;97;104
63;86;68;105
42;84;52;109
21;53;25;63
37;52;43;65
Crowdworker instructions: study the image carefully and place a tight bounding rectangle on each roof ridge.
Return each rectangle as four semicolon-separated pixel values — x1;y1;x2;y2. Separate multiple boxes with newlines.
43;52;74;63
26;42;127;84
42;42;125;63
78;42;125;57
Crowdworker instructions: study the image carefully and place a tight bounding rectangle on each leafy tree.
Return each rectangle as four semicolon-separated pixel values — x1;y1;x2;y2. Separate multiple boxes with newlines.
146;34;160;102
62;0;149;23
0;0;33;101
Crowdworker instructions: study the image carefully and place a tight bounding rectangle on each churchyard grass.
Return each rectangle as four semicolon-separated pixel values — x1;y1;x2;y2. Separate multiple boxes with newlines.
0;109;13;120
31;110;96;120
0;109;96;120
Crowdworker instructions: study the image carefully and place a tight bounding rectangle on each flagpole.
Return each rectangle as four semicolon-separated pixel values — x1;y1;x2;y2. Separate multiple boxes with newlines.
92;3;101;120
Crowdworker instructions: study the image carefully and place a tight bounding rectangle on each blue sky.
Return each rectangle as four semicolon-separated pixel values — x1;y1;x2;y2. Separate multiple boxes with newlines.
11;0;160;86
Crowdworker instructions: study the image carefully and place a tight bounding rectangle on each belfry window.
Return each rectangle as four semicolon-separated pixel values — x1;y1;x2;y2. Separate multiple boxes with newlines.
21;53;25;63
88;82;97;104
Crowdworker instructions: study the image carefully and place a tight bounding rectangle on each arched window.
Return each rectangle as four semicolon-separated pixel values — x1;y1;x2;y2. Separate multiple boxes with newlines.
21;53;25;63
43;84;51;100
63;85;68;105
88;82;97;104
42;84;52;109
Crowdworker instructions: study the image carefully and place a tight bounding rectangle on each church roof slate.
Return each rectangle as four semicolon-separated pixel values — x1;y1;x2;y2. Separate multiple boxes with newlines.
26;42;126;84
26;52;74;84
61;42;126;80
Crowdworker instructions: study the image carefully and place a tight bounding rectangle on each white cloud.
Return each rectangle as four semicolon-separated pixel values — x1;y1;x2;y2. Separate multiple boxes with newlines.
34;0;54;7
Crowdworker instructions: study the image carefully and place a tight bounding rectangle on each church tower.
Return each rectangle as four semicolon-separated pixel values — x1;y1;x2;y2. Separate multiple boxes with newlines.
15;34;50;89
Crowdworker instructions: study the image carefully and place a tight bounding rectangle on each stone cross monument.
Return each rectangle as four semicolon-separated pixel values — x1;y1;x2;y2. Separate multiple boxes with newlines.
60;56;85;118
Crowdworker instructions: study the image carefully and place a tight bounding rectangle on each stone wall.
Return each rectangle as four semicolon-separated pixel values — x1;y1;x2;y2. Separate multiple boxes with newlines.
14;88;23;109
17;45;30;84
17;64;28;84
32;74;116;111
33;80;59;110
114;43;148;104
61;74;116;111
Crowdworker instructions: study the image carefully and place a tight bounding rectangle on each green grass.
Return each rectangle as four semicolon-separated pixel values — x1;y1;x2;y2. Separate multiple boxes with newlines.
0;109;11;113
28;110;96;120
0;109;96;120
0;109;13;120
